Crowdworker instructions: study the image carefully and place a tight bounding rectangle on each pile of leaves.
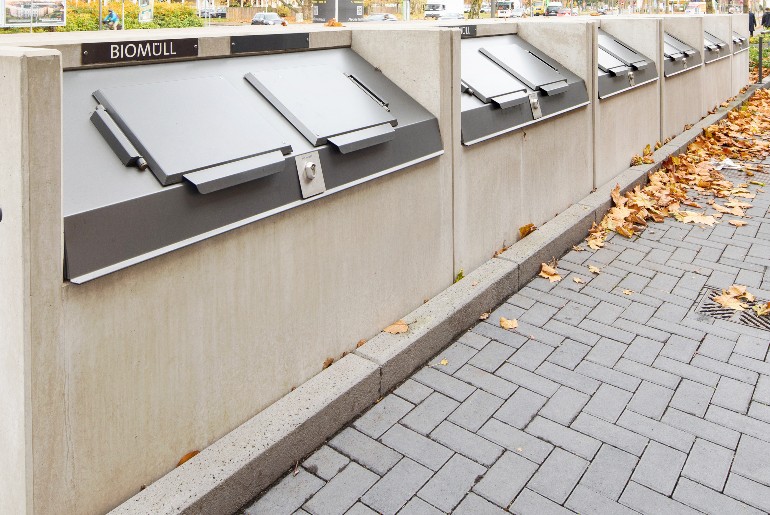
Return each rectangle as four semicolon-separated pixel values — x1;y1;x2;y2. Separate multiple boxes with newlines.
713;285;770;316
587;88;770;252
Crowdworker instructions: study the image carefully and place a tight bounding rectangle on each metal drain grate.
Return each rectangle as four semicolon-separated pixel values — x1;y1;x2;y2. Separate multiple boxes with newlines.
696;287;770;332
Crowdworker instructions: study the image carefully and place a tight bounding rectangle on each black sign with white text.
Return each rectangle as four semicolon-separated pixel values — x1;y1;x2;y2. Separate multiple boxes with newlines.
81;38;199;65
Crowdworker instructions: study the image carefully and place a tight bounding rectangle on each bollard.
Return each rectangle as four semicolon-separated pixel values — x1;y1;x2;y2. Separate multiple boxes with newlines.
760;33;764;83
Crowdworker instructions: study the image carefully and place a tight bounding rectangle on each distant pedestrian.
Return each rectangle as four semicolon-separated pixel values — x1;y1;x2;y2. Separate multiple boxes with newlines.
750;10;756;37
762;8;770;30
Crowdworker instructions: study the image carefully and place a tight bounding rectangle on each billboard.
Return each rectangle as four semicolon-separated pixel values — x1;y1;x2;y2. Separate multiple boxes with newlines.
312;0;364;22
1;0;66;27
138;0;153;22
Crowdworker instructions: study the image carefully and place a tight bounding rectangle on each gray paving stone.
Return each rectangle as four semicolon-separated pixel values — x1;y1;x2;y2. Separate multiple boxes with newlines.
496;363;560;397
468;340;515;372
394;379;433;405
575;361;641;391
619;481;701;515
613;318;669;342
247;469;325;515
430;342;477;375
614;358;680;389
508;340;554;372
734;334;769;361
458;330;491;351
729;353;770;377
544;319;601;346
647;272;680;293
578;444;637;500
653;302;689;323
412;367;475;402
360;458;432;515
507;293;537;310
670;379;714;417
579;319;636;344
380;425;452;472
303;446;350;481
583;384;633;423
673;478;764;515
566;484;638;515
682;438;733;491
526;416;601;460
400;392;459;436
660;335;699;363
304;462;379;515
733;435;770;488
398;497;442;515
510;489;575;515
706;405;770;444
553;301;593;325
353;395;414;440
588;271;624;292
477;418;554;464
697;334;735;362
631;441;686;496
623;337;665;366
586;301;626;325
515;321;568;347
725;473;770;513
539;386;590;426
490;303;527;326
536;361;601;395
473;451;538;509
430;421;503;467
691;355;759;385
471;322;528;349
447;389;504;433
586;338;628;368
712;376;754;414
571;413;648;456
527;448;589;504
748;401;770;422
627;380;674;420
520;302;560;327
617;410;694;452
754;375;770;404
453;493;506;515
662;408;740;450
330;428;401;475
345;502;377;515
495;387;548;429
455;364;517;398
653;355;720;387
547;340;592;370
617;248;648;266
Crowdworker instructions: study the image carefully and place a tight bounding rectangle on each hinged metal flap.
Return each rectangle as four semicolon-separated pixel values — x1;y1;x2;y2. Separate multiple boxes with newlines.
539;81;569;96
90;106;147;170
183;151;286;194
245;66;397;147
461;52;529;104
664;33;697;61
733;32;747;43
491;90;530;109
597;30;649;70
327;123;395;154
598;48;632;76
92;76;291;187
480;44;566;93
705;32;728;49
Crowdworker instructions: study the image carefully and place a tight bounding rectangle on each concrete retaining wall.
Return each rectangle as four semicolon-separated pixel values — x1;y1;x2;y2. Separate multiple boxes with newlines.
0;17;752;514
733;13;751;96
703;15;733;113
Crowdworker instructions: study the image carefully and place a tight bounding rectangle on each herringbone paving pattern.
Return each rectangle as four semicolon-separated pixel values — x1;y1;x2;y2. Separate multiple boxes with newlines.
245;176;770;515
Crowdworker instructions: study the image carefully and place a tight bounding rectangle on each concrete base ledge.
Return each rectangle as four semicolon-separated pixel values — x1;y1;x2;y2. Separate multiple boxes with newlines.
110;83;765;515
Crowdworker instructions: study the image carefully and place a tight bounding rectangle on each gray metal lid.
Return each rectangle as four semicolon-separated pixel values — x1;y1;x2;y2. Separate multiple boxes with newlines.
480;44;568;95
598;29;648;70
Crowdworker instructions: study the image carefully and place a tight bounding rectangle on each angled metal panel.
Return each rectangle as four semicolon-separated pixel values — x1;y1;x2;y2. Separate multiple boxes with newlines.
480;44;566;91
245;66;397;146
663;32;702;77
183;151;286;194
597;29;649;69
327;123;395;154
704;31;729;64
732;31;749;54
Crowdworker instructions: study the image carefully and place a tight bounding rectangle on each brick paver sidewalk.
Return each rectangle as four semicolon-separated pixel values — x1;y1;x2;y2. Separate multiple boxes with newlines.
245;171;770;514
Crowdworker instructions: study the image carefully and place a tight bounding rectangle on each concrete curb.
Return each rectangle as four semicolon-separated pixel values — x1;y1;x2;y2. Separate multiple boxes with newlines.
109;83;764;515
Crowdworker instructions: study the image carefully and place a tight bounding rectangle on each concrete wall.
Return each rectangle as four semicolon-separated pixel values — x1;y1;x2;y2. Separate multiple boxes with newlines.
703;15;733;113
662;16;705;140
453;20;595;275
732;14;751;96
595;17;662;188
0;46;63;515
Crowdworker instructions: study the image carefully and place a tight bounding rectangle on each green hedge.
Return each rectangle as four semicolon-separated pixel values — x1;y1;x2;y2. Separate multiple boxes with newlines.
0;2;202;33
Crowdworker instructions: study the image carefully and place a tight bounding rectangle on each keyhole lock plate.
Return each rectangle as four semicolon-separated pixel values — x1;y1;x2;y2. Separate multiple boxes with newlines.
295;151;326;199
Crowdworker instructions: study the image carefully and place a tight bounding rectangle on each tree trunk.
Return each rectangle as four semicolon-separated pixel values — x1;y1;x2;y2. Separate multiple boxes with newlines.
469;0;481;17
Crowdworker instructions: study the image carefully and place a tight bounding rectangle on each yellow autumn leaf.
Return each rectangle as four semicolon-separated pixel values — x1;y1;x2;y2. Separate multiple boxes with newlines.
519;223;537;239
588;265;601;274
573;276;585;284
539;263;562;283
622;289;634;295
500;317;518;330
713;294;748;311
753;302;770;316
729;220;748;227
572;245;586;252
439;359;449;366
384;320;409;334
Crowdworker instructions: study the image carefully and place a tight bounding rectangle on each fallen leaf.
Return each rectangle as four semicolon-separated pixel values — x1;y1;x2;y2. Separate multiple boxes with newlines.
588;265;601;274
384;320;408;334
573;276;585;284
500;317;518;330
754;302;770;316
750;180;766;186
729;220;748;227
539;262;562;283
479;312;490;320
713;293;748;311
323;357;334;369
519;223;537;239
438;358;449;366
356;339;367;348
622;289;634;295
572;245;586;252
454;269;464;283
177;451;200;467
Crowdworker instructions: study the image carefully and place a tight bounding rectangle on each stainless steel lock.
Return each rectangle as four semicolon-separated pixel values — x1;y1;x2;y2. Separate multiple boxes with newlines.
304;161;317;180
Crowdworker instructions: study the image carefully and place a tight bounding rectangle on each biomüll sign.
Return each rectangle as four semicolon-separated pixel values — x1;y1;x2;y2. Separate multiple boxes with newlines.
81;38;198;65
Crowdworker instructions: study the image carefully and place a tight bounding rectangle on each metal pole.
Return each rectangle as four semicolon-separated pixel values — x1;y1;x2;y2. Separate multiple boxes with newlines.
99;0;103;29
758;32;764;84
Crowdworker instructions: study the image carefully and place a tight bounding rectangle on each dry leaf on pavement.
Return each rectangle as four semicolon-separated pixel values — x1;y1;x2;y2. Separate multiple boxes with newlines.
588;265;601;274
573;277;585;284
729;220;748;227
384;320;409;334
438;359;448;366
539;261;562;283
519;224;537;239
754;302;770;316
479;312;490;320
500;317;518;330
622;290;634;295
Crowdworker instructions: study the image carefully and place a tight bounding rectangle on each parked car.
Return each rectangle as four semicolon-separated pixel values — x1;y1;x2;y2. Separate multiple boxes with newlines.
511;7;526;16
545;2;562;15
533;2;545;14
556;7;571;15
251;12;286;25
199;7;226;17
437;11;465;19
364;13;398;21
480;3;491;12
